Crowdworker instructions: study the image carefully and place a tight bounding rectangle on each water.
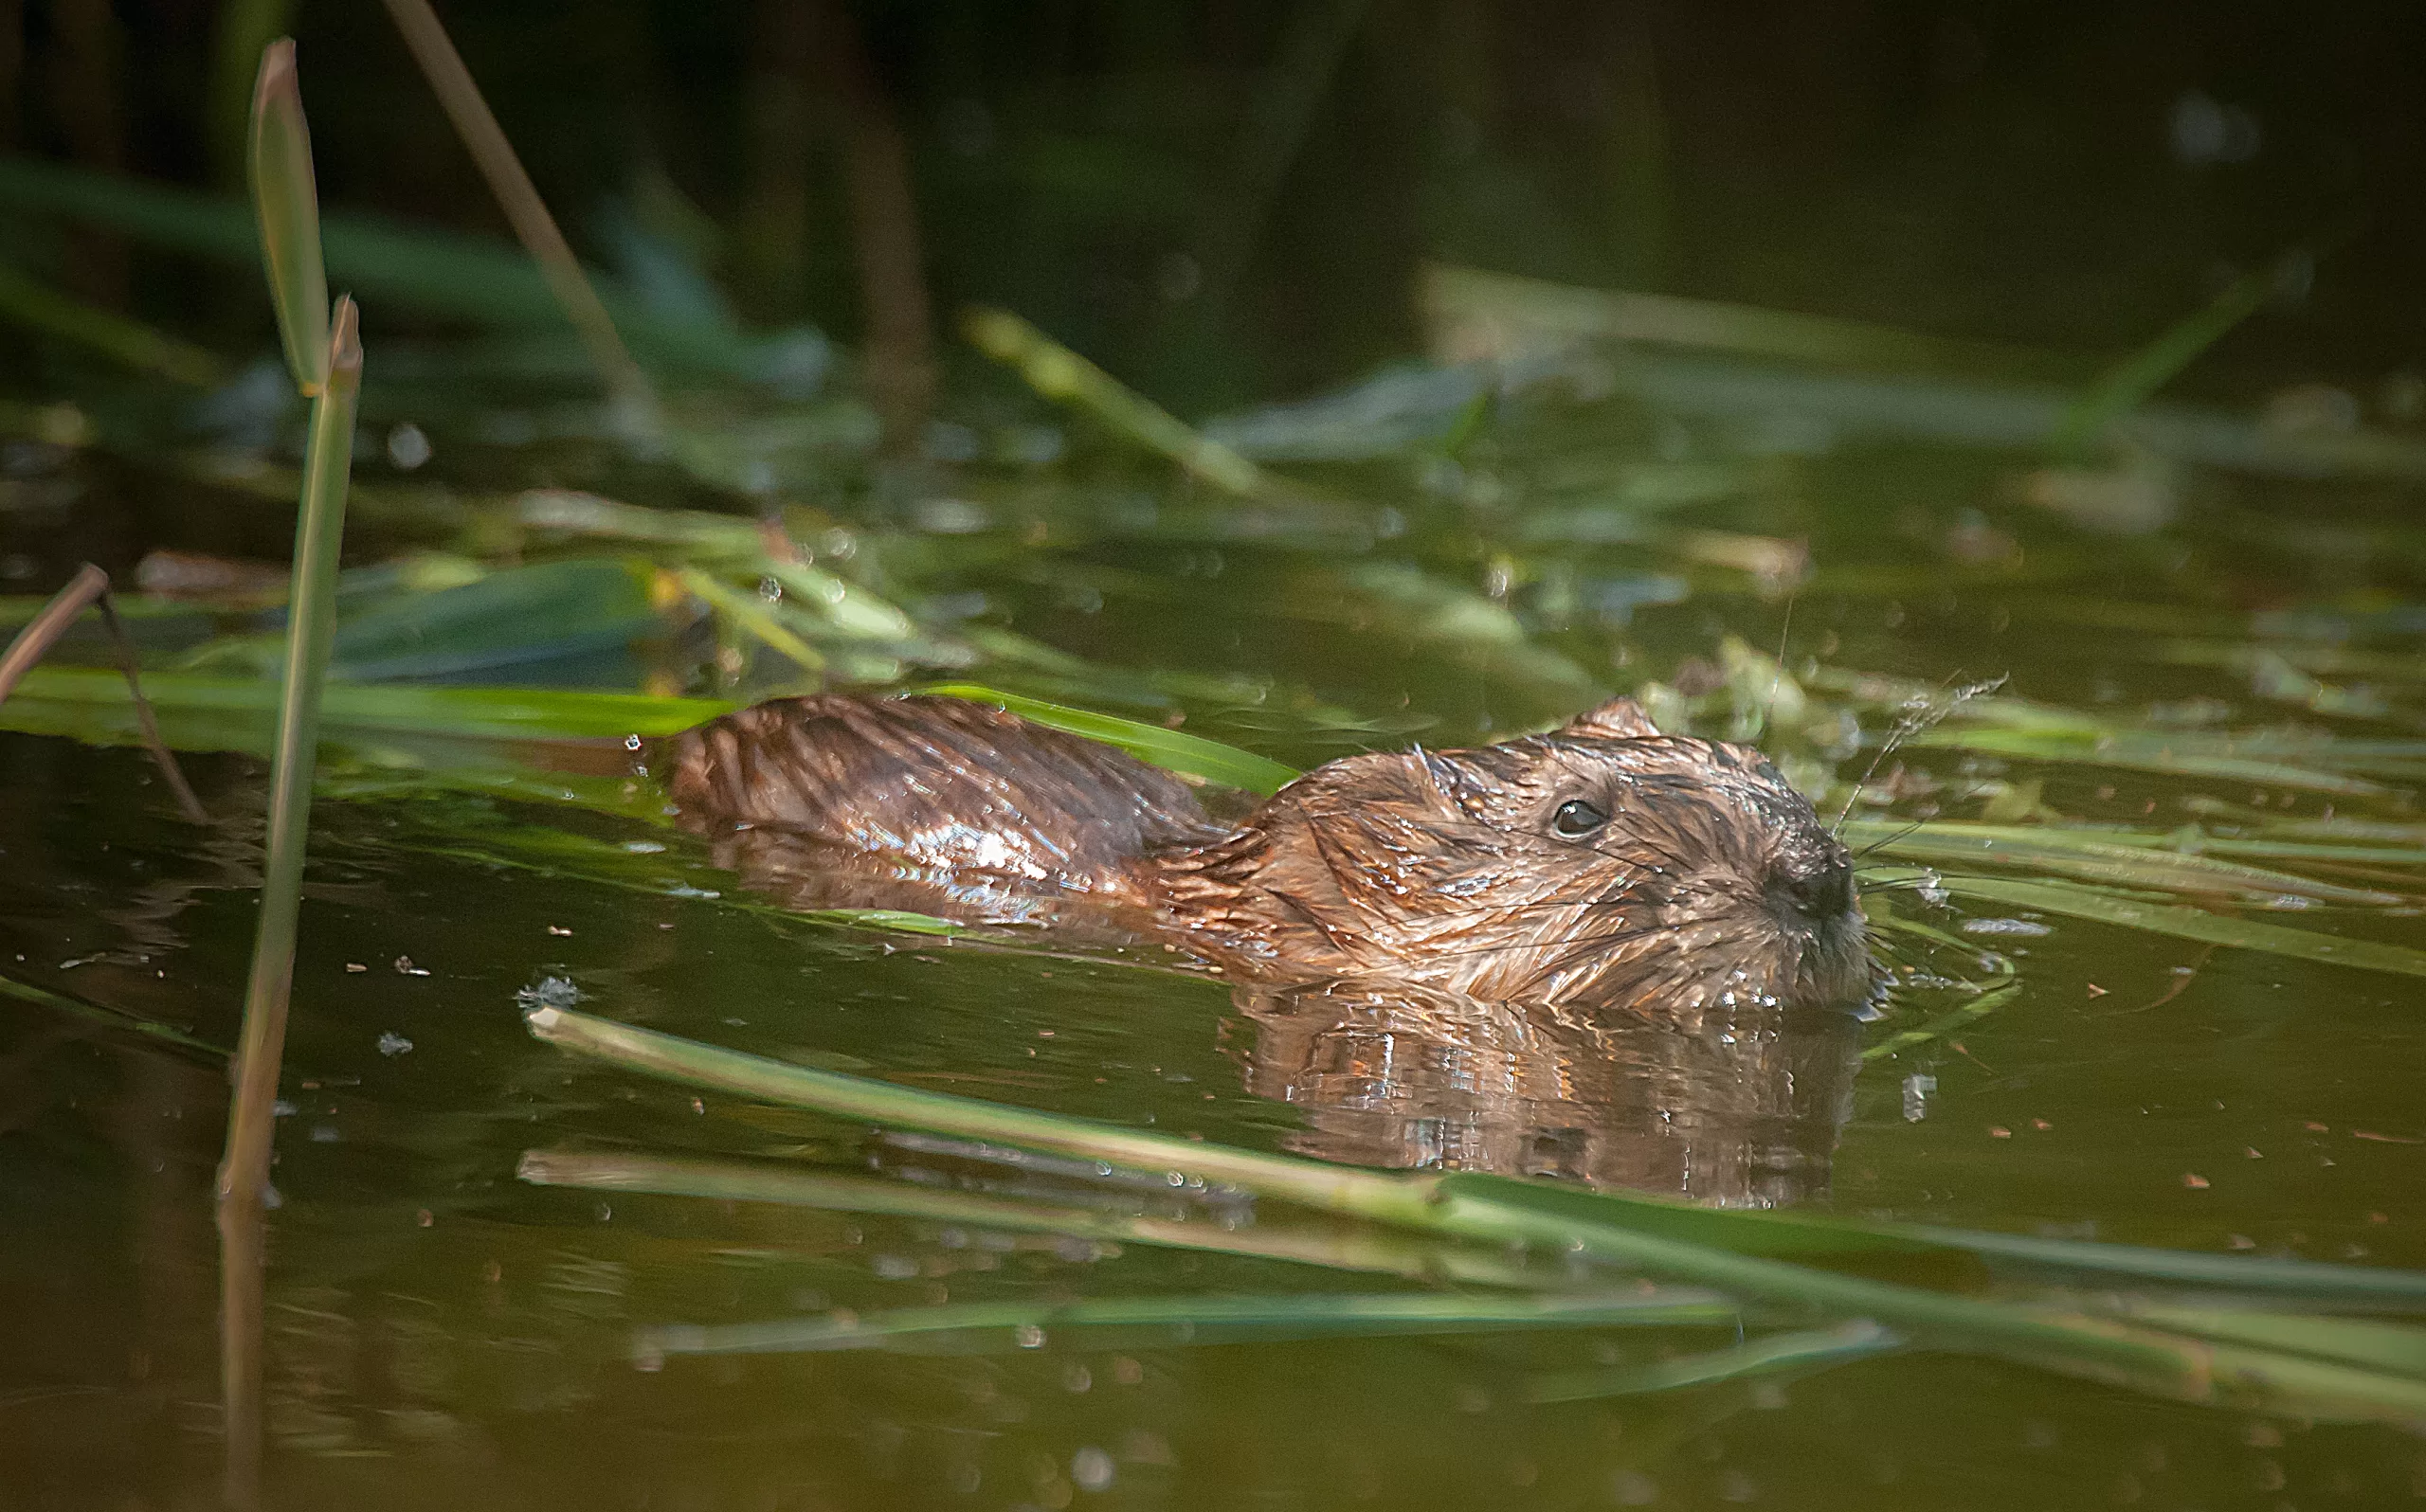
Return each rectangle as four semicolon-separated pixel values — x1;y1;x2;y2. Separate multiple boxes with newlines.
5;437;2426;1509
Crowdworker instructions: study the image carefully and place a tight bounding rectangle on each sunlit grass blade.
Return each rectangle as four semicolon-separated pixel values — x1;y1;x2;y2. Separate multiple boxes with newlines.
915;683;1300;795
679;567;824;676
1842;819;2403;906
962;306;1270;495
635;1290;1734;1363
1527;1321;1901;1403
1936;874;2426;979
247;39;328;392
0;666;732;748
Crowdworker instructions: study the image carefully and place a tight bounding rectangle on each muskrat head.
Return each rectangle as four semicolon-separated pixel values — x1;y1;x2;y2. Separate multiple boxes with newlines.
1152;698;1875;1016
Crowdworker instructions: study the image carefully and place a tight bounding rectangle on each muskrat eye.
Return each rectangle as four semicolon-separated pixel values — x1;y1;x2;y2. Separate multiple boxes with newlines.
1550;799;1608;838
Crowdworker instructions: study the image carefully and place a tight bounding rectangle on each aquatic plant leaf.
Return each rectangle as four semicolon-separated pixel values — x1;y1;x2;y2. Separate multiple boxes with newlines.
635;1290;1737;1360
1527;1321;1901;1402
0;155;762;374
518;1148;1576;1293
246;40;328;391
2126;1305;2426;1375
915;682;1301;795
524;1007;2426;1418
0;666;732;747
1937;875;2426;978
1913;726;2392;796
1842;819;2402;905
962;306;1269;495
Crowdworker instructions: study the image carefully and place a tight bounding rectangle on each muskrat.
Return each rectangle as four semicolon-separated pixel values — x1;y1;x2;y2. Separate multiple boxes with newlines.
664;693;1874;1016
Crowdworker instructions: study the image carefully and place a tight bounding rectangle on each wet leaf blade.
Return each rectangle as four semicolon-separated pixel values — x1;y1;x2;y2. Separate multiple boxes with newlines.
1937;874;2426;978
915;682;1301;795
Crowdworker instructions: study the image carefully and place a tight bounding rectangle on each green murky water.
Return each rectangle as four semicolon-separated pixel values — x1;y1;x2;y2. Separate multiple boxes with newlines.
6;431;2426;1511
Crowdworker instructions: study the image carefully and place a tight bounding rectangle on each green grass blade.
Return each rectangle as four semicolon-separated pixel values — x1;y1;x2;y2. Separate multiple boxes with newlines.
1862;982;2023;1062
2053;259;2281;455
524;1007;2426;1417
0;666;733;748
0;971;225;1058
517;1148;1595;1294
1936;875;2426;979
219;294;359;1206
1527;1321;1900;1403
1894;1225;2426;1305
246;40;328;393
635;1290;1734;1362
1914;726;2388;797
1842;819;2402;906
914;683;1300;795
962;306;1270;495
0;259;225;386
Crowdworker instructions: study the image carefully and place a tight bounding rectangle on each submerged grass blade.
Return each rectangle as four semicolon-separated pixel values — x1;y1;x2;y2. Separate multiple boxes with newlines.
517;1148;1591;1294
915;683;1301;795
636;1290;1730;1362
1938;874;2426;980
1527;1321;1901;1403
1861;982;2023;1062
524;1005;2426;1418
0;971;225;1058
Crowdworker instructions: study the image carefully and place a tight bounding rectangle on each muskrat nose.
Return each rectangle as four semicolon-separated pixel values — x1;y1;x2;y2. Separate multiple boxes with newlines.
1775;853;1856;923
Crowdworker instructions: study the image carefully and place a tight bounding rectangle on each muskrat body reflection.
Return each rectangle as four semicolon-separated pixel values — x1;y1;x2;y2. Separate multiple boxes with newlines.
667;693;1874;1016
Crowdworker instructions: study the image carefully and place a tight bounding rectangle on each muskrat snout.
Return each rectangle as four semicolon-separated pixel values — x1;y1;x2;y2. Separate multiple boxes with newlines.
1770;846;1857;927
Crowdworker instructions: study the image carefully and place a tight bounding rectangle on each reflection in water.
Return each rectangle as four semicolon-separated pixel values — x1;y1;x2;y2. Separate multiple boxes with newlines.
1229;976;1860;1205
697;827;1864;1204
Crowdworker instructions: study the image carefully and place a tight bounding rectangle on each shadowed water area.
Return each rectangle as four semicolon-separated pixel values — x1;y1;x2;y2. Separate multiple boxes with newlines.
6;4;2426;1507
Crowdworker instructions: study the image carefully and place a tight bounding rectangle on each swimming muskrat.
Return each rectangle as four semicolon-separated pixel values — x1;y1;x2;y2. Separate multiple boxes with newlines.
665;693;1874;1017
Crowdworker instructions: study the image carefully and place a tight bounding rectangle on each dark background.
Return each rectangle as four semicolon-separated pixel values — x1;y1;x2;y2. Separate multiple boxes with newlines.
5;0;2422;414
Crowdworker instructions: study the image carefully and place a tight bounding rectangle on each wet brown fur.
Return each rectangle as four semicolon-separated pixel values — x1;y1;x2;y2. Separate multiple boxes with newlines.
665;693;1874;1014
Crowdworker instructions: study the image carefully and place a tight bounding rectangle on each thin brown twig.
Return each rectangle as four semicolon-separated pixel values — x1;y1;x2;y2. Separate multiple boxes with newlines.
95;590;209;823
0;563;210;823
0;561;106;701
373;0;661;438
2110;943;2219;1016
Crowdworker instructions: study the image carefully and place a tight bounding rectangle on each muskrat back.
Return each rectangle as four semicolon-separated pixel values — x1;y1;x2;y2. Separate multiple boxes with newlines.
665;693;1222;896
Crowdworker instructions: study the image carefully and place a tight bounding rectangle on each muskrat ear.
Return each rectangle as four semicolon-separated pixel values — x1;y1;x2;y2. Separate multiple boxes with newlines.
1561;697;1661;741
